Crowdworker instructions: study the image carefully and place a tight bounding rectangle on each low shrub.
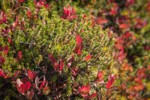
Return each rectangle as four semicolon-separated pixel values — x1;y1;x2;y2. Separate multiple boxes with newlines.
0;1;115;99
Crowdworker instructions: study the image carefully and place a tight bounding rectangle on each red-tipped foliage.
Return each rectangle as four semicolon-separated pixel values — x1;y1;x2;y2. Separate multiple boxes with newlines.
3;46;9;55
84;54;92;61
17;51;23;60
78;85;90;97
16;79;31;95
27;70;36;80
62;6;77;20
96;71;104;83
106;74;115;89
74;34;83;55
0;11;7;24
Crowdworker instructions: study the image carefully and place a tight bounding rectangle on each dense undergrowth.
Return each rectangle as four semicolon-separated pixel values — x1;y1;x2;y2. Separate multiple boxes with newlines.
0;0;150;100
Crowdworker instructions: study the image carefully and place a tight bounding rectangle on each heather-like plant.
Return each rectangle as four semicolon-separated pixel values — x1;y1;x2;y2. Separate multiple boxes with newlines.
0;0;116;99
0;0;149;99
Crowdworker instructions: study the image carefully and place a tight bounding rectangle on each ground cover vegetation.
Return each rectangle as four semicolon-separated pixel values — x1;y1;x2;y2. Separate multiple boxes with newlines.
0;0;150;99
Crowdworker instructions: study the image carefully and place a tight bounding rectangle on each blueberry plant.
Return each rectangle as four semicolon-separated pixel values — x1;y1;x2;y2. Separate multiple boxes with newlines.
0;0;150;100
0;0;118;99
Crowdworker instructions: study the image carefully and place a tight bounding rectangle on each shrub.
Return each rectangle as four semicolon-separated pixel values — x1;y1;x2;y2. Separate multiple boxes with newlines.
0;0;149;99
0;1;115;99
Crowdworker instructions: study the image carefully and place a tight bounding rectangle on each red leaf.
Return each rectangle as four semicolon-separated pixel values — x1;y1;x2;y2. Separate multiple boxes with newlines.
89;93;97;99
74;34;83;55
7;37;13;44
18;51;23;60
40;77;46;89
54;60;64;72
16;79;28;95
48;54;56;65
78;85;90;97
117;49;126;63
74;46;82;55
119;23;130;30
27;9;32;18
97;17;108;25
40;80;46;89
76;34;82;46
35;0;45;8
22;77;29;83
44;4;49;9
0;11;7;24
27;70;36;80
115;37;124;50
97;71;103;79
62;6;77;20
54;62;59;71
110;3;118;15
106;74;115;89
84;54;92;61
18;0;24;3
3;46;9;55
59;60;64;71
49;54;65;72
19;84;27;94
25;81;31;91
96;71;104;83
121;32;132;39
134;84;144;91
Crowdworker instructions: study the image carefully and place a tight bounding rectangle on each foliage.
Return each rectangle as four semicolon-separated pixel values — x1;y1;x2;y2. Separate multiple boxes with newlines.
0;0;116;99
0;0;150;99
